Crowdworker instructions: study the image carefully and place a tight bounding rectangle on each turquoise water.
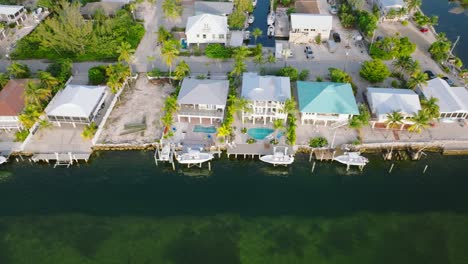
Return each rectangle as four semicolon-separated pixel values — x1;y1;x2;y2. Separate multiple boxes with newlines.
247;127;275;140
193;125;217;133
0;152;468;263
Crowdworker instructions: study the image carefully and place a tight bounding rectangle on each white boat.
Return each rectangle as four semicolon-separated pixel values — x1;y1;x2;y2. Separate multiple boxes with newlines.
334;152;369;166
260;147;294;166
176;149;214;164
248;14;254;23
267;25;275;37
252;0;257;7
267;11;275;25
0;156;7;165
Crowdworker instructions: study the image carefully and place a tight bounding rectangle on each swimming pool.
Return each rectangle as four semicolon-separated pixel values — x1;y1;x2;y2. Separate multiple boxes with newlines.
193;125;217;134
247;128;274;140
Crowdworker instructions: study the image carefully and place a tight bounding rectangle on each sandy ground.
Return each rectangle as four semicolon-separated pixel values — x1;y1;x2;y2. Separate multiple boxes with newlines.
98;75;174;144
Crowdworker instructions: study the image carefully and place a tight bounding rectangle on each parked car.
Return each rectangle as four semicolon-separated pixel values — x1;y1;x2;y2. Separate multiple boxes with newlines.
420;27;429;33
304;46;314;59
329;5;338;15
375;36;384;42
442;76;454;86
424;70;436;79
332;32;341;43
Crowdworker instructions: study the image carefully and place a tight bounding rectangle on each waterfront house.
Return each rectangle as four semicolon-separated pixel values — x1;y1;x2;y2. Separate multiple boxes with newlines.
297;81;359;126
45;84;108;127
374;0;408;21
418;78;468;120
241;72;291;124
289;14;332;44
194;1;233;16
176;78;229;124
366;87;421;129
185;14;228;47
0;5;27;25
0;79;32;130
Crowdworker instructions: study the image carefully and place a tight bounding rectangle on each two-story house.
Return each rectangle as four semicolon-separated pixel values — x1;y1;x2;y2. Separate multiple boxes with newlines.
185;14;228;47
0;5;27;25
241;72;291;125
176;78;229;124
289;14;332;44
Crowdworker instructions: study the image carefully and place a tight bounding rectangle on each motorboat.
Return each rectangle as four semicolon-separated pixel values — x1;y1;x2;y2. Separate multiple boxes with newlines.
267;25;275;37
248;14;254;24
176;149;214;164
260;147;294;166
252;0;257;7
334;152;369;166
0;156;7;165
267;11;275;25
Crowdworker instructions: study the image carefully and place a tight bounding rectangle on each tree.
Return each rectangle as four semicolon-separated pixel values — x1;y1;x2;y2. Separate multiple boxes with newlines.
46;59;72;86
413;11;438;27
360;59;390;83
315;34;322;45
228;9;246;29
229;95;251;115
7;62;31;79
205;44;232;59
174;60;190;80
429;33;452;62
161;39;180;77
81;122;97;139
234;0;253;12
349;104;370;140
24;81;51;106
357;11;378;36
407;71;428;89
157;26;173;44
230;60;247;78
370;36;416;60
35;1;92;55
338;3;356;28
329;67;353;83
217;124;231;142
253;53;265;67
37;71;59;91
252;28;263;44
392;56;419;74
408;110;430;133
299;69;309;81
385;111;404;129
106;63;131;93
162;0;182;19
232;46;251;60
88;65;107;85
405;0;422;13
421;97;440;119
272;119;285;144
0;73;9;89
116;41;135;70
278;66;298;81
282;98;297;116
309;137;328;148
19;104;42;129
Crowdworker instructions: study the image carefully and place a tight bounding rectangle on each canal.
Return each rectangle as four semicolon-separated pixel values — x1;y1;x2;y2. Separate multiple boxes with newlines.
247;0;276;47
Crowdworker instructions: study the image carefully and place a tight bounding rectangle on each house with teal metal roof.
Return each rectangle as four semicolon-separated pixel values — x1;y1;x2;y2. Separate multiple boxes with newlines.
296;82;359;125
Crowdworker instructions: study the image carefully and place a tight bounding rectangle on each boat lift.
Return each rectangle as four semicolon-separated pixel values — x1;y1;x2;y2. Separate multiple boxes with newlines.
154;144;176;170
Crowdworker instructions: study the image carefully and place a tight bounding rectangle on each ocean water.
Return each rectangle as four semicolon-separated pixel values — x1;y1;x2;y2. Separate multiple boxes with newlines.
0;151;468;263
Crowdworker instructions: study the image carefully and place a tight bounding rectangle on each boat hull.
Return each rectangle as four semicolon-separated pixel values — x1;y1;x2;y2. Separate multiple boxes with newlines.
260;155;294;165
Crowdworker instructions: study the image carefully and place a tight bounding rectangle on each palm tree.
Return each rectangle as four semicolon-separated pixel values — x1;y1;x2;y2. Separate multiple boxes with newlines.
253;53;265;67
407;71;428;89
174;60;190;80
392;56;412;73
252;28;263;44
408;110;430;133
161;112;174;130
161;39;180;77
117;42;135;74
385;111;404;129
421;97;440;119
0;72;9;89
282;98;297;116
106;74;121;94
272;119;285;144
19;104;42;129
406;59;420;75
163;95;179;114
24;81;51;106
37;71;58;91
7;62;30;79
232;46;251;61
230;60;247;78
405;0;422;13
217;124;231;143
348;104;370;142
162;0;182;19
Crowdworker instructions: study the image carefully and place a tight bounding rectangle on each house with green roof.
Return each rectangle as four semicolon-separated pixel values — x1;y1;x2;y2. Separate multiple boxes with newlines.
296;82;359;125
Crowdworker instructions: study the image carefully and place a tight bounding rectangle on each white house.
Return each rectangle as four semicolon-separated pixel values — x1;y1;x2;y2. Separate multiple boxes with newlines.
45;84;108;127
418;78;468;120
185;14;228;46
241;72;291;124
366;87;421;129
0;79;32;130
0;5;27;25
374;0;407;20
194;1;233;16
289;14;332;44
297;82;359;125
176;78;229;124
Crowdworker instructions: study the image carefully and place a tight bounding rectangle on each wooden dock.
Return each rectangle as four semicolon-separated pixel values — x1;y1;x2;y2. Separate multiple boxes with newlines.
308;148;344;162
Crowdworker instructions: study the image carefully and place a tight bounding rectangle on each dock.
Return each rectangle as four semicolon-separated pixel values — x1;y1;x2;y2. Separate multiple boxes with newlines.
30;152;91;168
275;9;290;38
154;144;176;170
227;143;293;158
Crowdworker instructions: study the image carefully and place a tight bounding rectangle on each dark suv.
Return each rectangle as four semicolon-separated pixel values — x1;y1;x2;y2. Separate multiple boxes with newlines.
332;32;341;43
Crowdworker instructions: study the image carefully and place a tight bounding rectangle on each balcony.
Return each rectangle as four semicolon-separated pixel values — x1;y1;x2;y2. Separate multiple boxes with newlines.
178;105;224;118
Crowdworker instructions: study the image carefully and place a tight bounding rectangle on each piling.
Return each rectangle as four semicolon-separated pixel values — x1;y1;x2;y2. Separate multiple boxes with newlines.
423;164;428;174
311;162;316;173
388;163;395;173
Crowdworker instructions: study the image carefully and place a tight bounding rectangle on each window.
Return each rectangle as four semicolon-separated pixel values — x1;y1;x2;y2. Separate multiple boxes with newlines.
219;34;224;39
196;34;199;38
203;34;206;39
304;29;309;32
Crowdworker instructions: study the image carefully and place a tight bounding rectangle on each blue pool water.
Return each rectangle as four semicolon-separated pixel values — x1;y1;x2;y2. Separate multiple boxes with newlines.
193;125;217;133
247;127;274;140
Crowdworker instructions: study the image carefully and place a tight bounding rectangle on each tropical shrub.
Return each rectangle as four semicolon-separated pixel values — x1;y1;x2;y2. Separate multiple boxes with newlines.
328;68;353;83
88;65;107;85
309;137;328;148
278;66;299;81
357;11;378;36
205;44;233;59
370;36;416;60
81;122;97;139
429;33;452;63
246;138;256;144
7;62;31;79
299;69;309;81
14;130;29;142
360;59;390;83
46;59;73;86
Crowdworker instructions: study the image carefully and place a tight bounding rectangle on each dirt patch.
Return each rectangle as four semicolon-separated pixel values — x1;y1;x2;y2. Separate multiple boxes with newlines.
98;75;174;144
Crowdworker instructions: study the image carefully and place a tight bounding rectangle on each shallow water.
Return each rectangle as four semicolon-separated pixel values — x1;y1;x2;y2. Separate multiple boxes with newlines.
0;152;468;263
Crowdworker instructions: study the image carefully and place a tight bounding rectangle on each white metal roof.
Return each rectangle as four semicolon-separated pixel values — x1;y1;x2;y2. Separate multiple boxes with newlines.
194;1;233;15
45;84;106;118
229;30;244;47
420;78;468;113
0;5;24;15
241;72;291;102
186;14;228;35
290;14;332;30
177;78;229;106
367;88;421;117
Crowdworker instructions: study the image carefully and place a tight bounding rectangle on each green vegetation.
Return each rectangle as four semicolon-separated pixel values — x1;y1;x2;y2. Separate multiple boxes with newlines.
0;73;8;89
309;137;328;148
392;55;420;75
105;63;131;93
413;11;438;27
370;36;416;60
228;0;252;28
7;62;31;79
161;39;181;77
278;66;299;81
408;110;430;133
385;111;404;129
298;69;309;81
360;59;391;83
315;34;322;45
338;2;356;28
252;28;263;44
174;60;190;80
421;97;440;120
357;11;378;36
230;46;251;78
429;33;452;63
328;67;353;83
405;0;422;12
338;2;377;35
14;129;29;142
283;99;297;146
407;71;428;89
349;104;370;141
81;122;98;139
246;138;256;144
12;1;144;61
162;0;182;19
205;44;233;59
88;66;107;85
161;96;179;138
